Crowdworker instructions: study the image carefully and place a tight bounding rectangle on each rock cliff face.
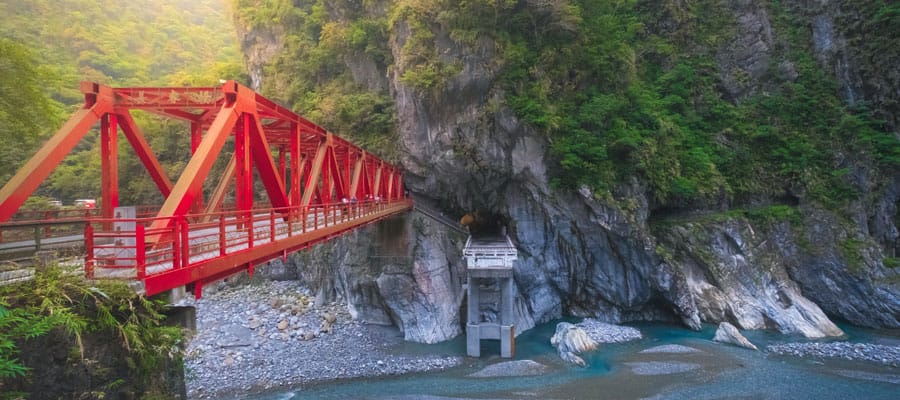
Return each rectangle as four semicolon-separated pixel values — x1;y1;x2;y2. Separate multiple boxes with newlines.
238;0;900;343
264;214;467;344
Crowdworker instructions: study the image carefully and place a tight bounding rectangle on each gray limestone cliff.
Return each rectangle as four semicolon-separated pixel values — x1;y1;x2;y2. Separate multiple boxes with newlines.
238;0;900;343
262;214;467;344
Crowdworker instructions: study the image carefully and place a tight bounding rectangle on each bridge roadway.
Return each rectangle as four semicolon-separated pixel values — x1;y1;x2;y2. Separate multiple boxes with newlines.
86;199;411;297
0;233;84;255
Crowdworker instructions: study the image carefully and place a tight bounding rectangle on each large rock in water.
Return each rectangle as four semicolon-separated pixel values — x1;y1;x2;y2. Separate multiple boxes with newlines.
576;318;642;343
551;322;599;367
713;322;759;351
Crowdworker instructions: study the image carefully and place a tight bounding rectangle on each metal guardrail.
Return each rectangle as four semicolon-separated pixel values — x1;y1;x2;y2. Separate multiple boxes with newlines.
463;235;517;269
83;198;413;296
411;200;468;235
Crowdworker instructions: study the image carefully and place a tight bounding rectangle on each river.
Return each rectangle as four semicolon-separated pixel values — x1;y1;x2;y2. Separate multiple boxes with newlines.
234;321;900;399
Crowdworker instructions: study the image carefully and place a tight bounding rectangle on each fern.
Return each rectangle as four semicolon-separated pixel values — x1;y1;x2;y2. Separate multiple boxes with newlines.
0;264;183;385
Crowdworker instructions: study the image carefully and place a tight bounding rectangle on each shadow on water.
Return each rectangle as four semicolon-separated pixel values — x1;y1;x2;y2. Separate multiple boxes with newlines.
239;321;900;400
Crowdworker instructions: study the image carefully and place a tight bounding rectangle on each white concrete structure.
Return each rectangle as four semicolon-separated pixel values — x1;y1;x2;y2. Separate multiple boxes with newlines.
464;235;517;358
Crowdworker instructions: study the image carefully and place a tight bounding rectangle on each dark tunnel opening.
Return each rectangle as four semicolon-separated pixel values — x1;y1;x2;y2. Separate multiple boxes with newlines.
459;209;509;238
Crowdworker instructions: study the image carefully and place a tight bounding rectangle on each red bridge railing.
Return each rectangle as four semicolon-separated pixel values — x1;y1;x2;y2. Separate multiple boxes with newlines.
84;198;412;297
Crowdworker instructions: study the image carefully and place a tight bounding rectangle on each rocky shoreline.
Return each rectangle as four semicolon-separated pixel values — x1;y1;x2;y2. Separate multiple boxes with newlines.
178;277;899;399
180;279;462;399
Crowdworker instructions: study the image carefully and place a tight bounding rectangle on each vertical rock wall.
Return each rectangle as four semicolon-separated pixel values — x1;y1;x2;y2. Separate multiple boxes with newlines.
238;0;900;343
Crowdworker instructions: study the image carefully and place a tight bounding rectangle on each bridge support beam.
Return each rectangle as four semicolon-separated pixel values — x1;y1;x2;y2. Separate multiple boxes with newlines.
101;114;119;223
235;113;253;226
117;111;173;198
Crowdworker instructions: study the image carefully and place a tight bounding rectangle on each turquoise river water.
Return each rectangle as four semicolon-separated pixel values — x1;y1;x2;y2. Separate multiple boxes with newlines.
237;321;900;399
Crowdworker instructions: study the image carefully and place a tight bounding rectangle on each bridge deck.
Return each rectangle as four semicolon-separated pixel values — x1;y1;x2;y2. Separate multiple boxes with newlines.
84;199;411;297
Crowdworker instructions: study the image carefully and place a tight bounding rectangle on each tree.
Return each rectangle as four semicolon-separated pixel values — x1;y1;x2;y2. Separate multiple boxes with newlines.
0;39;64;183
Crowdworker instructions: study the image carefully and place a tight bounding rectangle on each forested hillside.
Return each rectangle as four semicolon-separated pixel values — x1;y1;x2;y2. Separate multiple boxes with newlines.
235;0;899;211
0;0;246;204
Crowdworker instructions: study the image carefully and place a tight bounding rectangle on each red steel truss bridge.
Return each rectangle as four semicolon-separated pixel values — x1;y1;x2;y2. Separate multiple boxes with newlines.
0;81;412;298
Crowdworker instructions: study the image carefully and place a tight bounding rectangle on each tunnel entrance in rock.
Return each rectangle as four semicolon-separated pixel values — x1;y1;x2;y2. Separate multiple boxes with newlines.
459;210;508;238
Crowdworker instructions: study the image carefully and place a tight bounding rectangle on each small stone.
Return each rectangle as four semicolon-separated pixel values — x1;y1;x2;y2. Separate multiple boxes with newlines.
277;320;288;330
248;320;261;330
270;297;283;308
303;331;316;341
223;355;234;367
320;312;337;333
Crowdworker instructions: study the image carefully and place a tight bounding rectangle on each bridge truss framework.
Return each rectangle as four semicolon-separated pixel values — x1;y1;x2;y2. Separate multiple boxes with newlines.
0;81;411;297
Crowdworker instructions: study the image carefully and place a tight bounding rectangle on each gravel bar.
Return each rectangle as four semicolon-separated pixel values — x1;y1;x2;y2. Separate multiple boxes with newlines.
766;342;900;366
181;280;462;399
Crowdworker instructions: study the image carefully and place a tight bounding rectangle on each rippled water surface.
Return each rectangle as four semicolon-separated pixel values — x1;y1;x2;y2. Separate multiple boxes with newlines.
239;321;900;400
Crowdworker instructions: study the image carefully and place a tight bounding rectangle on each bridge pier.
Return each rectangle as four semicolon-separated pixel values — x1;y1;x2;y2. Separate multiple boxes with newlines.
158;286;197;336
162;305;196;340
466;269;515;357
464;235;517;358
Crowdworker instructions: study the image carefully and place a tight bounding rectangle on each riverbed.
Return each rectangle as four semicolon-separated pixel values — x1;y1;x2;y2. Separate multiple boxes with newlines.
189;280;899;400
230;322;899;400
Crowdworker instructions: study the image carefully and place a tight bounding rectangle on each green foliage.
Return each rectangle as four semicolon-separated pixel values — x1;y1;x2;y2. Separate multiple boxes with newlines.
227;0;900;212
0;301;55;378
838;238;865;274
233;0;301;28
742;205;802;226
0;265;182;384
20;196;62;211
228;0;897;212
234;0;400;159
0;39;65;183
390;0;461;91
0;0;247;205
493;0;898;208
0;0;245;88
884;257;900;269
499;1;739;204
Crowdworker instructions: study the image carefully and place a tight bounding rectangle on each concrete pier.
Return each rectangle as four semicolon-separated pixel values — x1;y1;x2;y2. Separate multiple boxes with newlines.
464;235;517;358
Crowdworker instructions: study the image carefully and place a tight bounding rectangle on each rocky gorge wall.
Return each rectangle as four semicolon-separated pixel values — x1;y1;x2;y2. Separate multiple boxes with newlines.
240;0;900;343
